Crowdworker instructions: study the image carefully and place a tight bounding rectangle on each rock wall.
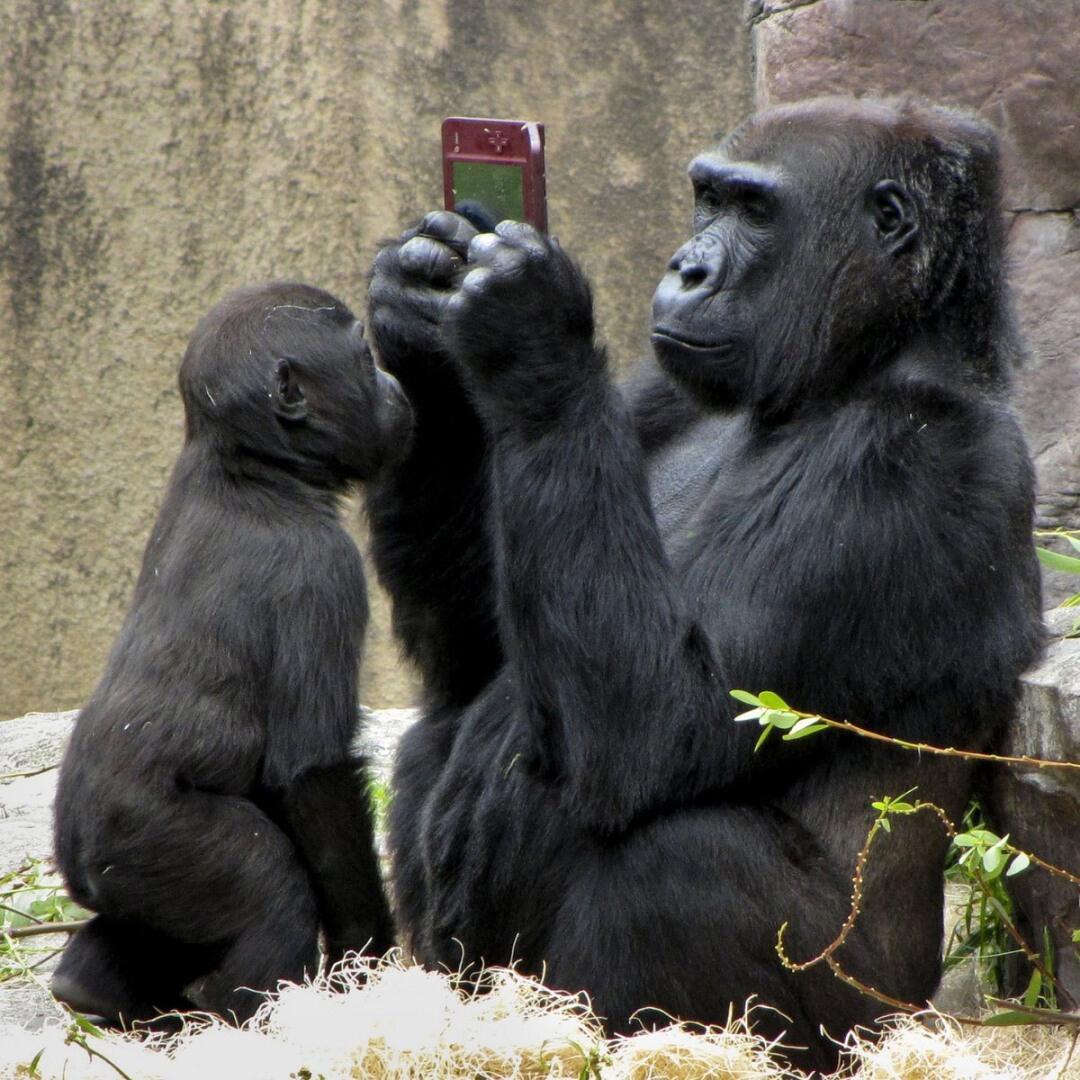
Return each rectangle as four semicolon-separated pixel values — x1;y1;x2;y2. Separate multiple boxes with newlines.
748;0;1080;602
0;0;753;718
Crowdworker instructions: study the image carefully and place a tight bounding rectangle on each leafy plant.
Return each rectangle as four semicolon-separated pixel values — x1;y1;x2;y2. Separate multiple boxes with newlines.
0;858;89;983
1035;529;1080;636
730;689;828;750
943;803;1035;1001
367;775;393;835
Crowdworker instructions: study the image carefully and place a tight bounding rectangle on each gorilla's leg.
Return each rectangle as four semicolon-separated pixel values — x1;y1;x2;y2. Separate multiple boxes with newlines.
52;915;215;1026
545;807;890;1075
277;759;394;963
61;789;320;1024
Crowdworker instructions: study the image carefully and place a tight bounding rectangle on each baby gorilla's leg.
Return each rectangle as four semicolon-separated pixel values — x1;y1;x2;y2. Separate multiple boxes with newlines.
56;789;320;1025
52;915;217;1026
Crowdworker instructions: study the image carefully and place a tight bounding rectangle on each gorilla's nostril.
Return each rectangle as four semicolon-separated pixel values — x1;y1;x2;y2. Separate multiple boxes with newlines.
679;263;708;288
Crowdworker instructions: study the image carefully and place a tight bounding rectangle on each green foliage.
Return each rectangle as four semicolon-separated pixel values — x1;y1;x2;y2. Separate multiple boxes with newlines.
0;857;89;982
731;682;1077;1023
1035;529;1080;636
943;804;1049;1005
730;689;829;751
870;787;918;834
367;774;393;835
64;1014;135;1080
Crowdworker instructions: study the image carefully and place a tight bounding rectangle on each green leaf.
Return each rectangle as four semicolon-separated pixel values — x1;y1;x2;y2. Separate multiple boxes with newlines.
764;709;798;730
952;834;978;848
71;1014;105;1038
880;818;891;833
1006;852;1030;876
730;690;763;707
982;844;1006;876
1068;537;1080;555
754;726;773;753
982;1009;1039;1027
1023;969;1042;1008
782;720;829;741
1036;547;1080;574
758;690;790;710
733;707;766;723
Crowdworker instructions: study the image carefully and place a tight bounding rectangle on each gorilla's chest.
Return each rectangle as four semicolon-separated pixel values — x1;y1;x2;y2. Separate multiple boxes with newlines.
648;412;747;549
647;411;843;623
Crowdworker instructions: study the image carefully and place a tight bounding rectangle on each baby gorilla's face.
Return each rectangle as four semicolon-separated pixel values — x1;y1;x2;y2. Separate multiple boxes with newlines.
336;320;413;480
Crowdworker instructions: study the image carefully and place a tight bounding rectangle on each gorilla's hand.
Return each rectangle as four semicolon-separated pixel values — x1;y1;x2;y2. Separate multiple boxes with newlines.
367;211;477;393
444;222;602;417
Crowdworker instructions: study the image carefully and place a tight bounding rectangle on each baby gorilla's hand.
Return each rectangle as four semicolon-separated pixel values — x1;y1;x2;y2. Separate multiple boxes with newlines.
443;222;602;419
367;211;478;393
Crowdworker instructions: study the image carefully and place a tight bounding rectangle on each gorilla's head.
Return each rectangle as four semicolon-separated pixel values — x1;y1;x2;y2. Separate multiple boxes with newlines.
651;98;1008;418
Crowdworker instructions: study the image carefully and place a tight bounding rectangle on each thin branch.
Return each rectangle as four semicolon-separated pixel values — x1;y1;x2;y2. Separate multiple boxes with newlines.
0;762;60;782
3;919;87;939
984;999;1080;1028
818;715;1080;772
825;955;925;1014
0;902;44;924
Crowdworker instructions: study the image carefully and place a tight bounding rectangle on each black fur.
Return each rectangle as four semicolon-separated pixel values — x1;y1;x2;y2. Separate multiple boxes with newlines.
366;99;1043;1072
53;281;410;1026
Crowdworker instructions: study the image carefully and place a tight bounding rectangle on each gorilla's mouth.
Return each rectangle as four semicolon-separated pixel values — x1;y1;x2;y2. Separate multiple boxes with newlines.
651;328;732;356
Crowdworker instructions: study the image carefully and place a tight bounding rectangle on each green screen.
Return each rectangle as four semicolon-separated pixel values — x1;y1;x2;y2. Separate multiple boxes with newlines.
452;161;525;225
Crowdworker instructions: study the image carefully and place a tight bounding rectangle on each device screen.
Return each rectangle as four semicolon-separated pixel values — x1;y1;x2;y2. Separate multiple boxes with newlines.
451;161;525;225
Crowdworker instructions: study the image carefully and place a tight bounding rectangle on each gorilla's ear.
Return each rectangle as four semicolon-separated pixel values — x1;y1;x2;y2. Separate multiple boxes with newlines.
871;180;918;255
273;358;307;423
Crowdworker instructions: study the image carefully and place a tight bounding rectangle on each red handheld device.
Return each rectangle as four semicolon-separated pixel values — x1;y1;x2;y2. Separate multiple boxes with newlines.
442;117;547;233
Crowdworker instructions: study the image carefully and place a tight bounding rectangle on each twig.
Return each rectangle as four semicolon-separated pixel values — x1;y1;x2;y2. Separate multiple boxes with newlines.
0;762;60;782
984;999;1080;1028
0;901;44;924
825;955;925;1013
818;715;1080;772
3;919;87;939
978;885;1074;1010
777;802;954;972
777;799;1080;1015
1057;1028;1080;1078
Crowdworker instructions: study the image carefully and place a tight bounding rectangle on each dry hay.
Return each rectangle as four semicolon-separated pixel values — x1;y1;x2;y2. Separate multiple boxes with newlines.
2;957;1078;1080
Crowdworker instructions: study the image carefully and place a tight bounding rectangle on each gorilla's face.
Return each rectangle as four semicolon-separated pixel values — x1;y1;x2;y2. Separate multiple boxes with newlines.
280;317;414;483
650;154;782;410
651;102;920;416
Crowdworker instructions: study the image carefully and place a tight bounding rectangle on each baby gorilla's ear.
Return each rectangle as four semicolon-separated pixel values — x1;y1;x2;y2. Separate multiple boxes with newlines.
273;358;307;423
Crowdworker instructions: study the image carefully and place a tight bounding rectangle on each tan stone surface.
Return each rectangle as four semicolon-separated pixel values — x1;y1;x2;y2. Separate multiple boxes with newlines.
0;1;753;719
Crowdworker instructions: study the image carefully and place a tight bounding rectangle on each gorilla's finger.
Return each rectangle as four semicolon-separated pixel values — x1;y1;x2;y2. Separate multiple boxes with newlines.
456;266;495;299
418;210;479;254
368;277;451;325
399;236;462;283
466;233;529;275
493;220;546;257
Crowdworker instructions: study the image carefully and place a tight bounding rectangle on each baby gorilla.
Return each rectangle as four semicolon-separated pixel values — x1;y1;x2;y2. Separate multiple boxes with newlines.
52;281;410;1026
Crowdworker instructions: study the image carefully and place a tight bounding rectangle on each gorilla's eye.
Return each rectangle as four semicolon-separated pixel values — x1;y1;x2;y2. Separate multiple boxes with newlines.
693;181;725;218
693;180;771;225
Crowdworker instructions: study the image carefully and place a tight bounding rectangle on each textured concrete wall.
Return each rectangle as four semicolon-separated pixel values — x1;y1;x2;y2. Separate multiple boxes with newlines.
749;0;1080;602
0;0;753;719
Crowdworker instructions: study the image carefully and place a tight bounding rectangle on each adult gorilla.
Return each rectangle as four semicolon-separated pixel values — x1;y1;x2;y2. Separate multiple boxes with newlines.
367;99;1042;1070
